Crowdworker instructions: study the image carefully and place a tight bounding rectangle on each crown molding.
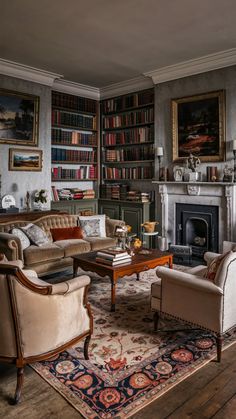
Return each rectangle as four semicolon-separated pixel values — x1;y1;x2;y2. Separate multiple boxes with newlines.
100;75;153;99
53;79;100;100
0;58;62;86
144;48;236;84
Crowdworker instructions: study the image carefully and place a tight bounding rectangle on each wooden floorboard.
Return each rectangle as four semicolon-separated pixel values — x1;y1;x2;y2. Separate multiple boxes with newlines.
0;344;235;419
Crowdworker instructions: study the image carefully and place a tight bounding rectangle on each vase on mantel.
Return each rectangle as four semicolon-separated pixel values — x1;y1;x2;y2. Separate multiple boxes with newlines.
33;202;47;211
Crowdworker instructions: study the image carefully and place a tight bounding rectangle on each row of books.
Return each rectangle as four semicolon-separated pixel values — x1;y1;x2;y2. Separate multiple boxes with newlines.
95;247;132;266
102;89;154;114
100;184;129;200
52;110;96;130
52;148;97;163
103;166;154;180
52;128;97;146
103;126;154;145
103;108;154;129
51;187;96;201
52;91;97;114
51;166;97;180
103;145;154;162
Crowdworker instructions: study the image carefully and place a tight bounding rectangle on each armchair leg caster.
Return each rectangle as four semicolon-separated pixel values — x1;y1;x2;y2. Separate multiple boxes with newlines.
216;335;223;362
84;335;91;360
13;367;24;405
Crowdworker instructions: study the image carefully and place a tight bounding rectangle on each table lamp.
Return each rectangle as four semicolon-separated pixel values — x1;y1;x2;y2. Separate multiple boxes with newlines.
156;147;163;180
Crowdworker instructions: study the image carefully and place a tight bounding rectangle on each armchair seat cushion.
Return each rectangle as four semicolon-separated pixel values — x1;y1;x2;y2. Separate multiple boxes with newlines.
23;243;64;265
84;236;116;251
55;239;91;257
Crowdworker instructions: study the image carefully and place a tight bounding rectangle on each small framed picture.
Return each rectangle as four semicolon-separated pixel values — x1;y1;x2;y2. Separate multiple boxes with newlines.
173;166;184;181
9;148;42;171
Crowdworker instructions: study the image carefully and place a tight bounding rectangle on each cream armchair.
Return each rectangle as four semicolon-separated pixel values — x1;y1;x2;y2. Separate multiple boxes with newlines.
0;259;93;404
151;248;236;362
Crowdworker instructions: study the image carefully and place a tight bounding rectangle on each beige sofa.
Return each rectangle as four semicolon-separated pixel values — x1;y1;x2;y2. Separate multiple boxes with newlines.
0;213;125;276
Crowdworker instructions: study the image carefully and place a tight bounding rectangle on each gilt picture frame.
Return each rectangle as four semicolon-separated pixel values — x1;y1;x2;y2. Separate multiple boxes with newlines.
0;88;39;146
172;90;225;162
9;148;42;171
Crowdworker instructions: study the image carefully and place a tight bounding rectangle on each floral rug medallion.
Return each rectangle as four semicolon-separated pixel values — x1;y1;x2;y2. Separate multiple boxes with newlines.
32;268;236;418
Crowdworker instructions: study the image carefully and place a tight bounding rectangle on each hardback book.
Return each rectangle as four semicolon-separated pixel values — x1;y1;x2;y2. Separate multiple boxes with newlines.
96;248;128;260
95;256;132;266
96;252;130;261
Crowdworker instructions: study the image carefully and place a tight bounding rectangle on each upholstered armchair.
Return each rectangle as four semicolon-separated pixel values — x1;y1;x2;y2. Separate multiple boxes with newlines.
151;248;236;362
0;259;93;404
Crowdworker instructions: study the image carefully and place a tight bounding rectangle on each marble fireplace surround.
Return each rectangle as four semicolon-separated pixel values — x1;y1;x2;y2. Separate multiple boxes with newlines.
152;181;236;252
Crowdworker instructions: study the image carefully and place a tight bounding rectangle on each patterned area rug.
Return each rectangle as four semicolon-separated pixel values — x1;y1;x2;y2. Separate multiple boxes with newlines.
31;268;236;419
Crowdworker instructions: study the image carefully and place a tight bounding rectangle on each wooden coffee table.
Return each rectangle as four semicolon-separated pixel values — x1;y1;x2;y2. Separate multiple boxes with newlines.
73;249;173;312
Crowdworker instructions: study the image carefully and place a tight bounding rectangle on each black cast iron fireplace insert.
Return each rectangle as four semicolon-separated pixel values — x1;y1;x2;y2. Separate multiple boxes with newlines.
175;203;219;258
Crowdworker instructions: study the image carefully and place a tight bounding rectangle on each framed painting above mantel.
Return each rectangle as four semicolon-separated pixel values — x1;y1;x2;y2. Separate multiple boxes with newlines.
172;90;225;162
0;88;39;146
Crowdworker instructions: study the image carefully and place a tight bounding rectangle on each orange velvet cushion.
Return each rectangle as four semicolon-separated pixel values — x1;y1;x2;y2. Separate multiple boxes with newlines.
50;227;84;241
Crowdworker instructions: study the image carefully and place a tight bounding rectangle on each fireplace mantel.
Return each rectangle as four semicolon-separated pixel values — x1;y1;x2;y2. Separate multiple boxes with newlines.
152;180;236;250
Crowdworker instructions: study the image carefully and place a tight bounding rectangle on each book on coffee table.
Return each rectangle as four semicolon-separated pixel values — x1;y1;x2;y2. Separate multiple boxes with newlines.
97;248;129;260
95;256;132;266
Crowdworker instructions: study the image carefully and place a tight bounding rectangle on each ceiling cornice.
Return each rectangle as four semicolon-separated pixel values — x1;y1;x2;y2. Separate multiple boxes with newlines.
53;78;100;100
144;48;236;84
0;58;62;86
100;76;153;99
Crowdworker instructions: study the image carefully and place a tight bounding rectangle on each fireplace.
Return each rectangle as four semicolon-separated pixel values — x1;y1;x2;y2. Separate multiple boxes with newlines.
176;203;219;257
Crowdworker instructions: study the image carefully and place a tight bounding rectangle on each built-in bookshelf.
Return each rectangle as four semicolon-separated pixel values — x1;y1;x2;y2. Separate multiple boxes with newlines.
51;91;99;203
101;88;155;183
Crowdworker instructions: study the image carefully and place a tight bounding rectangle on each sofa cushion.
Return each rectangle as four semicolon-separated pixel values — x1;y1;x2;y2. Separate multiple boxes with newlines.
79;219;101;237
10;228;31;250
204;251;232;283
55;239;91;257
79;214;106;237
21;224;50;247
84;237;116;251
23;243;64;265
50;226;84;241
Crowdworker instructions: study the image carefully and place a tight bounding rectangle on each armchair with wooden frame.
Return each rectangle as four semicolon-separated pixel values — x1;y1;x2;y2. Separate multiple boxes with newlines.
151;245;236;362
0;259;93;404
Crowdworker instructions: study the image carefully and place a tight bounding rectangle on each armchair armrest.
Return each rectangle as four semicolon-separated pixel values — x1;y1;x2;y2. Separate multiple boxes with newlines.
105;218;126;237
156;266;223;295
0;232;23;261
49;275;91;295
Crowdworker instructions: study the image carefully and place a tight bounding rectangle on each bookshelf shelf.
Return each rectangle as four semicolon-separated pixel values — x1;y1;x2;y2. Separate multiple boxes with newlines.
101;88;155;187
51;91;99;205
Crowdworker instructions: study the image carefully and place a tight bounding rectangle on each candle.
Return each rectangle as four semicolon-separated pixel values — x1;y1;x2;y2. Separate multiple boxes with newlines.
156;147;164;156
233;140;236;151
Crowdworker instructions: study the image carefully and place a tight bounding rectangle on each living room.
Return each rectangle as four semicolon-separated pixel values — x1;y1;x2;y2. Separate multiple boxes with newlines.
1;1;236;418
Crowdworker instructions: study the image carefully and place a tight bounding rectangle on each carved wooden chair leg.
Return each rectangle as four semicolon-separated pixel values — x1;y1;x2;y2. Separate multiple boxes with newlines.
153;311;159;332
14;367;24;404
216;334;223;362
84;335;91;360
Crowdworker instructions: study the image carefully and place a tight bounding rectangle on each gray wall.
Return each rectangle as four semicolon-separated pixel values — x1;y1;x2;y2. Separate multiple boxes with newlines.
0;74;51;209
155;65;236;178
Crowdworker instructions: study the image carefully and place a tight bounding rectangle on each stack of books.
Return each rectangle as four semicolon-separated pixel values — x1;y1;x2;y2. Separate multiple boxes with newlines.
95;247;132;266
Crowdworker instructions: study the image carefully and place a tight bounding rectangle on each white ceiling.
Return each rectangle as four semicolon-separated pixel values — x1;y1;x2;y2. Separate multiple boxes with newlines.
1;0;236;88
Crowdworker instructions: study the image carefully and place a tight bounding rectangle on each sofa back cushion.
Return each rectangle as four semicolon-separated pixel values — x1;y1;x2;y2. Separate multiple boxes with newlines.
51;226;84;241
79;214;106;237
10;228;30;250
35;214;78;241
21;224;50;247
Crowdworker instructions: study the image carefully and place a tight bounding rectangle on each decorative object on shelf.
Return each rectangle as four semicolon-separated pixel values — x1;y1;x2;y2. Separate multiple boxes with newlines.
156;146;163;180
172;90;225;162
9;148;42;171
159;167;169;181
25;191;31;212
33;189;48;210
115;224;136;254
223;164;234;182
141;221;158;233
173;166;184;182
184;153;201;181
206;166;218;182
0;88;39;146
0;194;19;213
232;140;236;182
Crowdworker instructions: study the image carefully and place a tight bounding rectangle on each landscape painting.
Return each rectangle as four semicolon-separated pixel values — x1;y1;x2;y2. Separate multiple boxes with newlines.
172;90;225;162
9;148;42;171
0;89;39;145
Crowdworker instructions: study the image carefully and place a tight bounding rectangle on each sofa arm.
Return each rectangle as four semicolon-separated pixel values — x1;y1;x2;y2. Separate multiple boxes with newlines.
105;218;126;237
0;232;23;261
204;251;221;266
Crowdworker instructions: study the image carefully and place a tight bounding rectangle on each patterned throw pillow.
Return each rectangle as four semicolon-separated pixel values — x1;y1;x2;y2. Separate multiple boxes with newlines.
21;224;50;247
50;227;84;241
10;228;31;250
79;215;106;237
204;251;231;283
80;219;101;237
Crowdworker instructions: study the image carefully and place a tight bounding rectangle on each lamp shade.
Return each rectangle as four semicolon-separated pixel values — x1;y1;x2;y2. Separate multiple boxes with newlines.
156;147;164;156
